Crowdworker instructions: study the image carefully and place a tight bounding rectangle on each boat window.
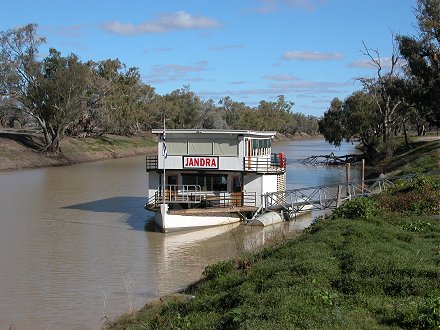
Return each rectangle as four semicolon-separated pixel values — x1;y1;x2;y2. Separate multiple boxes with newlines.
182;174;197;185
212;174;228;191
167;139;188;155
250;138;271;156
167;175;178;185
213;139;238;156
182;174;228;192
188;139;213;155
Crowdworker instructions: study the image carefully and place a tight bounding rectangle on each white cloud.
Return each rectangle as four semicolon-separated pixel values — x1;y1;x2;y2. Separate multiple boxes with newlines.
40;24;87;38
349;57;403;69
270;80;348;89
255;0;327;13
199;79;350;101
282;0;327;10
103;11;220;35
143;48;173;54
145;61;209;83
209;44;244;51
282;50;344;61
263;74;299;81
230;81;248;85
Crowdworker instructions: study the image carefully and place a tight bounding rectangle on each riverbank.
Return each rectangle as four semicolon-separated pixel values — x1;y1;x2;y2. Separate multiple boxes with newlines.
105;139;439;329
0;130;157;171
0;130;321;172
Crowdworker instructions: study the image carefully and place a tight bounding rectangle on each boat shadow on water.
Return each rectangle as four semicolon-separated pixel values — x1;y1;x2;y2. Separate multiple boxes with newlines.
63;196;153;231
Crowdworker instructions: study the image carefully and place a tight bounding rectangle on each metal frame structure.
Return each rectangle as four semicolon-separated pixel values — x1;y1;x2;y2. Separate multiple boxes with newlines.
263;174;418;214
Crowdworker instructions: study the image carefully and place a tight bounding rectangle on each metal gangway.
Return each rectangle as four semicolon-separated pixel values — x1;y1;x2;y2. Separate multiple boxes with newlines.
263;174;419;215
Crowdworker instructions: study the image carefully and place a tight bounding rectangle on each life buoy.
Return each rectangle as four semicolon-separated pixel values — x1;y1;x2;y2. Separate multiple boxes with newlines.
279;152;286;168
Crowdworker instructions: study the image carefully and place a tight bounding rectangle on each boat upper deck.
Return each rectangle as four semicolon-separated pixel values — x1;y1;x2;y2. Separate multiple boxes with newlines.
146;129;285;174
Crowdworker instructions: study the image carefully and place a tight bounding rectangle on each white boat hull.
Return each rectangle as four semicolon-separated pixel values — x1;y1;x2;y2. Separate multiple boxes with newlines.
155;204;242;232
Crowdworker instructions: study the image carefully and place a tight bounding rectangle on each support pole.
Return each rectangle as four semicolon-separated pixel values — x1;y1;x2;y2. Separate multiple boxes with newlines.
345;162;351;199
162;117;166;205
361;159;365;194
336;184;342;208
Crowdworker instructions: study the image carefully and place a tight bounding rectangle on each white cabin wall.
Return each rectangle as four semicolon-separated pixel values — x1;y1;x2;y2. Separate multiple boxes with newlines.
243;173;278;207
243;173;263;207
262;174;278;195
147;172;160;200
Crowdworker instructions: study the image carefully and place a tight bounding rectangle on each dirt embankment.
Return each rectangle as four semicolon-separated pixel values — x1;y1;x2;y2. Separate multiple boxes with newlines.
0;131;156;172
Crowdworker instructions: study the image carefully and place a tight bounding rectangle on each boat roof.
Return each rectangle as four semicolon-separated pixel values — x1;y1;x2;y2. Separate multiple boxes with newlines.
151;129;277;138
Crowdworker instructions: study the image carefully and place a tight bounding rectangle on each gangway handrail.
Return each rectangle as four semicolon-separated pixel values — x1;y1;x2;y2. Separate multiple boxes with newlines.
263;174;421;212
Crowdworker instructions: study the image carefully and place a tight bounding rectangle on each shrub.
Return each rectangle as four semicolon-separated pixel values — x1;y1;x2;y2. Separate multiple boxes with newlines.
202;260;234;280
377;175;440;215
332;197;379;220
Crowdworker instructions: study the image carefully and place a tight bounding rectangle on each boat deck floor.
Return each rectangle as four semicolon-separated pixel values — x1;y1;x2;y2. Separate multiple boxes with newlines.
168;206;258;216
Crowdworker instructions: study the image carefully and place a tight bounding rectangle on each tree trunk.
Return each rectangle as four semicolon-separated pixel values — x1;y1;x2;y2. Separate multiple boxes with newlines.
45;125;65;153
403;121;409;147
48;134;61;153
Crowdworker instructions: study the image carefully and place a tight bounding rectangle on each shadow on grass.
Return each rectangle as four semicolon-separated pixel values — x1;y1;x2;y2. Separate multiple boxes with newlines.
385;140;439;174
0;131;45;150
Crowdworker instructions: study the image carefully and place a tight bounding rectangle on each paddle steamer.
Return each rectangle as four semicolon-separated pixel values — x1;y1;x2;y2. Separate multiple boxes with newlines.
145;129;286;232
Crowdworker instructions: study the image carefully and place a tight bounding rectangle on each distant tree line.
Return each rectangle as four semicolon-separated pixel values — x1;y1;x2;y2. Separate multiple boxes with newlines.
319;0;440;161
0;24;318;153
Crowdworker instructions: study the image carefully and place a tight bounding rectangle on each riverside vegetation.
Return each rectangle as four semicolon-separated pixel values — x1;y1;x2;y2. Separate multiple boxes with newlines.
104;139;439;329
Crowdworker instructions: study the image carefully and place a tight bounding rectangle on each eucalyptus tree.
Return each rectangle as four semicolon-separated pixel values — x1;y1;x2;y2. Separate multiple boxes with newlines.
91;59;156;134
0;24;95;152
31;48;94;152
0;24;49;137
319;93;381;160
293;113;319;134
398;0;440;126
220;96;246;129
0;96;32;127
256;95;297;133
159;86;202;129
318;98;345;147
357;37;403;144
199;98;228;129
342;91;382;157
219;96;262;130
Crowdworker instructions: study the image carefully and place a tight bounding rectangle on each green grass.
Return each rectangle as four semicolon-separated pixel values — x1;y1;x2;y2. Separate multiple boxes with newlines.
106;177;440;329
383;140;439;176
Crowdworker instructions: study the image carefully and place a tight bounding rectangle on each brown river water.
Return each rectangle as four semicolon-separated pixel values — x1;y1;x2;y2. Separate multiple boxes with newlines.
0;139;360;329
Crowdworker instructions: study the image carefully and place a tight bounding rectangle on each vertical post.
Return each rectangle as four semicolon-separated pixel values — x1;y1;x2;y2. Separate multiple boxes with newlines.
336;184;342;208
345;162;351;199
162;117;166;205
361;159;365;194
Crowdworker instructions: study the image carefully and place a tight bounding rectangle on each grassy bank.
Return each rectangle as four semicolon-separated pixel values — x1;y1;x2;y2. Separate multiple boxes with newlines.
107;177;439;329
0;131;157;171
105;139;439;330
382;138;439;176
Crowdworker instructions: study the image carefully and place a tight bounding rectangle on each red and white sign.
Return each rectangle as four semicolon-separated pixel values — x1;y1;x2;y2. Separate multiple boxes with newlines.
183;156;218;169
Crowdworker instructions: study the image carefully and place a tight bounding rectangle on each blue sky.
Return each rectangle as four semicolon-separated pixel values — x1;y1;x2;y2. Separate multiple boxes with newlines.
1;0;417;117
